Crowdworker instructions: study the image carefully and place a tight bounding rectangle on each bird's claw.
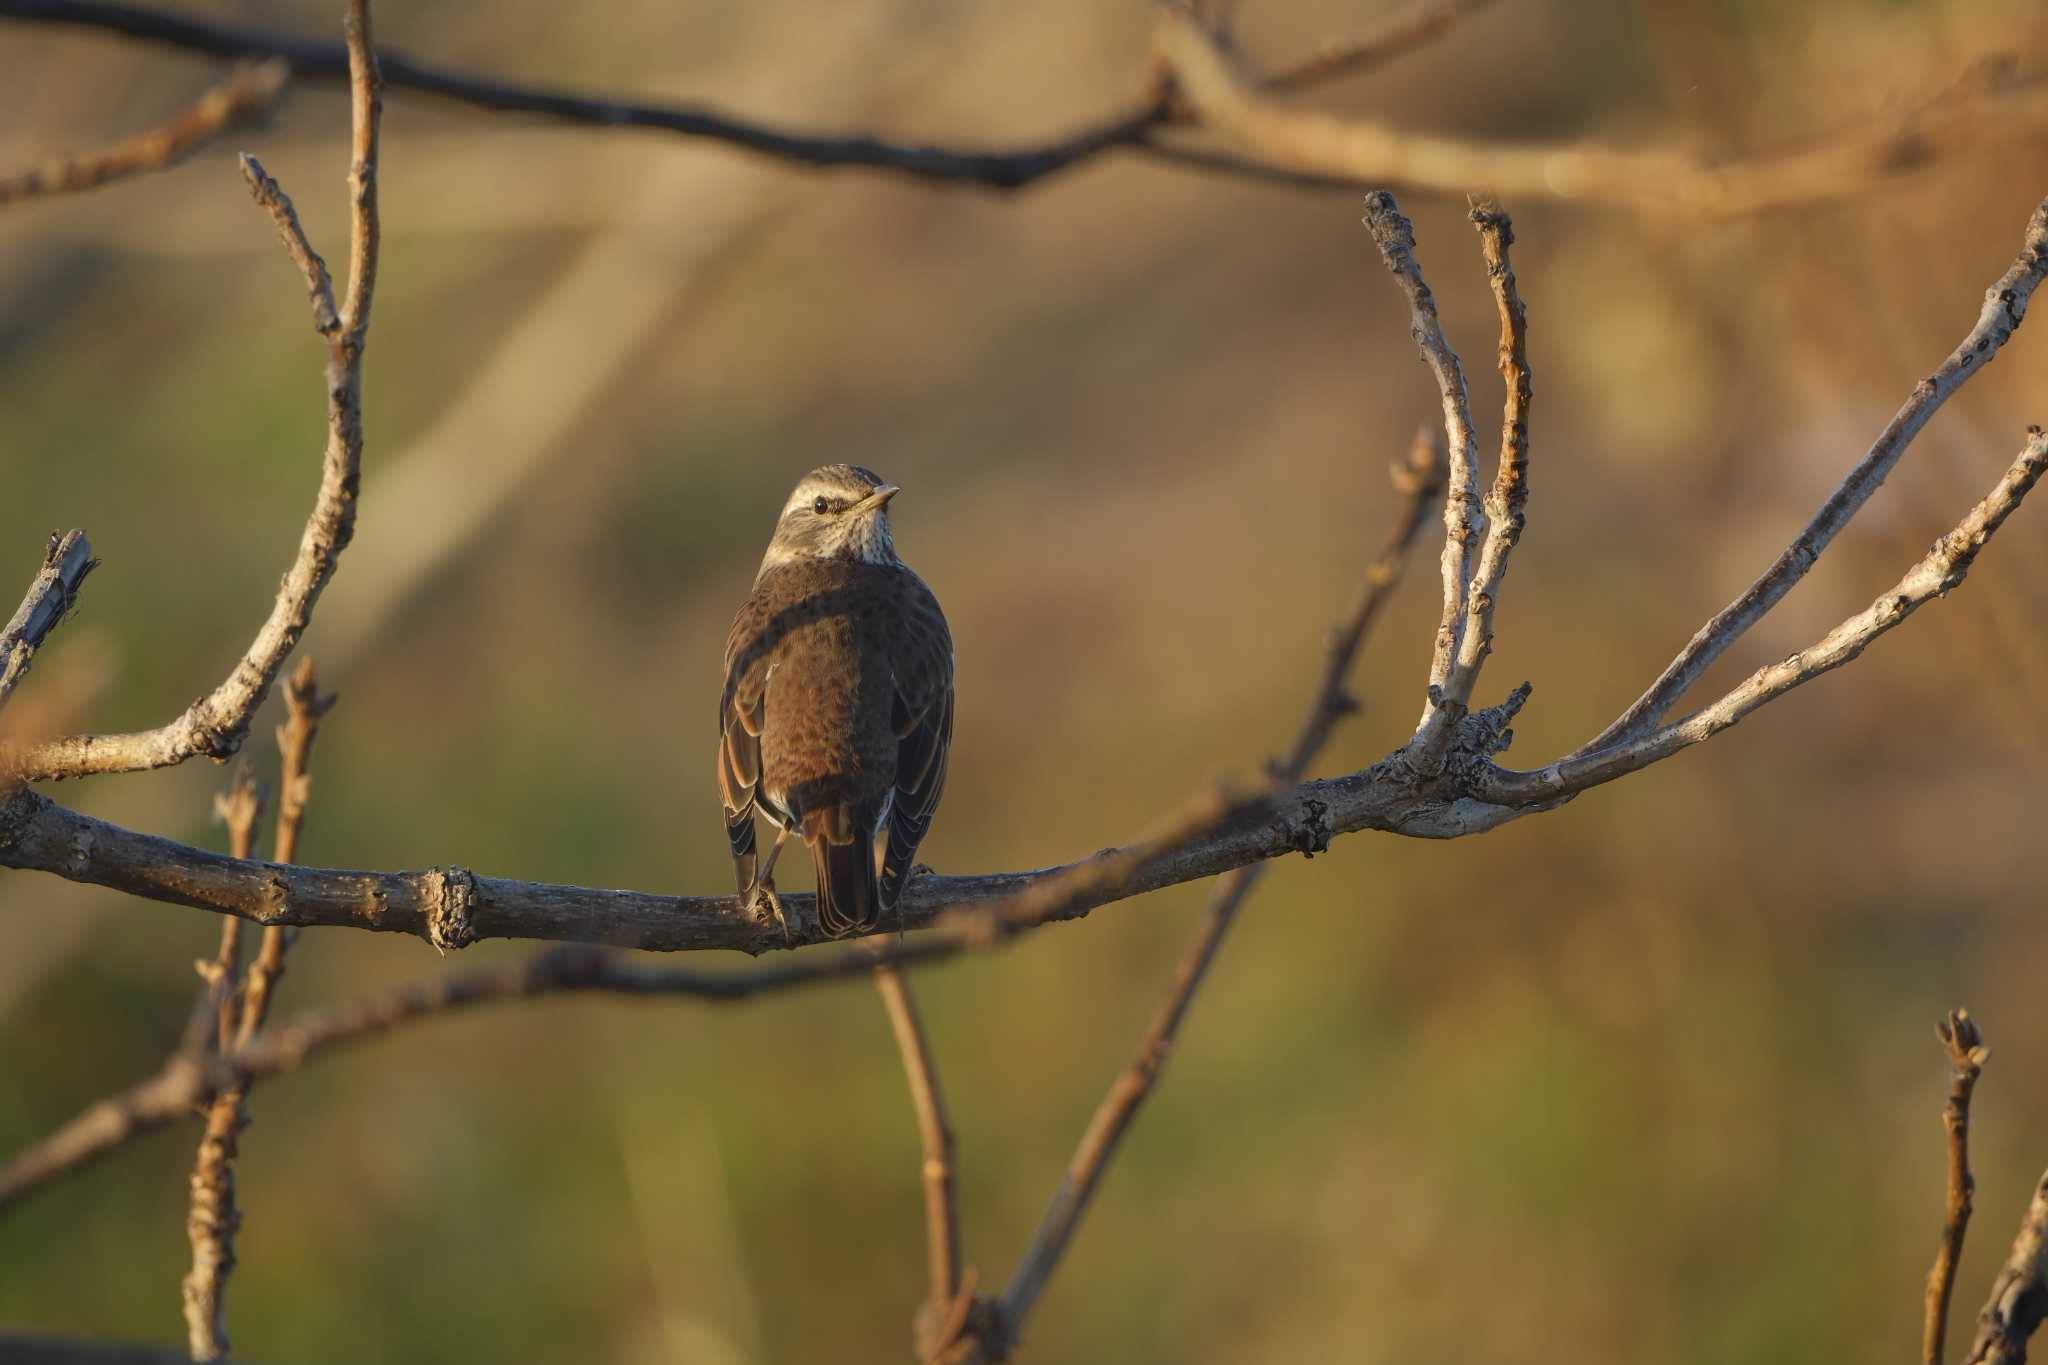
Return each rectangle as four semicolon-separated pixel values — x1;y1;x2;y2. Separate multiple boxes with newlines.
745;877;791;945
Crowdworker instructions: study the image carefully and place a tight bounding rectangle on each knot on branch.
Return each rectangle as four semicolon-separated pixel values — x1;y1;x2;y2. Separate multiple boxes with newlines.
0;785;39;853
180;698;250;764
422;865;479;953
1277;795;1332;858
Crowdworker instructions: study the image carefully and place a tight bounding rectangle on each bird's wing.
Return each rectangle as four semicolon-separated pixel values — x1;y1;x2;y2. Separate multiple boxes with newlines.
880;571;954;911
718;595;771;884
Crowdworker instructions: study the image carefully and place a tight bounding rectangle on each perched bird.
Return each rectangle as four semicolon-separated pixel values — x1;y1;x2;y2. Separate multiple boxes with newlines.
718;465;954;939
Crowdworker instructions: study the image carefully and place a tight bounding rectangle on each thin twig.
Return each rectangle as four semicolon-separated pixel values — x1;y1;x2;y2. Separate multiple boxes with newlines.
1261;0;1498;93
0;531;97;715
197;762;264;1053
1583;198;2048;751
1155;9;2048;213
235;657;334;1049
1963;1171;2048;1365
975;431;1445;1360
0;59;286;207
1359;192;1482;756
0;3;384;785
1928;1010;1990;1365
1481;427;2048;804
1413;202;1533;769
237;155;338;337
873;964;965;1360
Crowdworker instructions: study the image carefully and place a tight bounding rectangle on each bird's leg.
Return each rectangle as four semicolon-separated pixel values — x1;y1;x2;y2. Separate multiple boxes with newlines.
748;827;793;945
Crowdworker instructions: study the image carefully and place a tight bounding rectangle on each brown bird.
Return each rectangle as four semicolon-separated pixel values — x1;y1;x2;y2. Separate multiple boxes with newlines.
718;464;954;939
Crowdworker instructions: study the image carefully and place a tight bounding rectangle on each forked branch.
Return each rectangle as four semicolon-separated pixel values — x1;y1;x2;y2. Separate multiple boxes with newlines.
0;4;381;785
955;430;1445;1361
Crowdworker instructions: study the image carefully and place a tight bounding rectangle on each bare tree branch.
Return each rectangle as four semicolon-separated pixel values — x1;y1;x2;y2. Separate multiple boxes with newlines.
1261;0;1498;93
1432;206;1530;733
3;187;2042;960
0;531;97;715
1929;1010;1990;1365
0;1331;254;1363
967;430;1445;1361
168;18;383;1344
0;59;285;208
0;0;1484;196
1965;1170;2048;1365
0;10;382;785
873;964;967;1360
1585;200;2048;751
233;658;333;1050
1359;194;1482;752
1155;10;2048;213
1480;426;2048;804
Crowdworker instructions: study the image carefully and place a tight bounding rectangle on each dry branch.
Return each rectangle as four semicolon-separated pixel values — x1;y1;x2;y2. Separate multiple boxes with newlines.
1481;426;2048;804
0;531;97;715
235;657;334;1049
3;191;2042;962
1155;9;2048;213
1929;1010;1990;1365
964;429;1445;1361
0;0;1482;194
1359;194;1482;749
874;965;967;1360
0;17;382;785
0;59;286;207
1966;1171;2048;1365
1586;200;2048;750
7;0;2036;212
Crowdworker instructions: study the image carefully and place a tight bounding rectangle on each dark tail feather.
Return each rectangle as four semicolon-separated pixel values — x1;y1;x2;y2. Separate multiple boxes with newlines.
805;806;877;937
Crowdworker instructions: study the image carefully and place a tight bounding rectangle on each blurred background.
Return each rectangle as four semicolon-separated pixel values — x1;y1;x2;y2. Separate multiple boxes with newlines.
3;1;2047;1360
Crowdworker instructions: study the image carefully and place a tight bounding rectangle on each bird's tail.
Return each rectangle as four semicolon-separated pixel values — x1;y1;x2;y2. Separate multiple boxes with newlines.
804;805;878;937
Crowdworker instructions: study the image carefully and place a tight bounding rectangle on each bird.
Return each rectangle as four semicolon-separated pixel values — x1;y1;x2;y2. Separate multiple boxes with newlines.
717;464;954;940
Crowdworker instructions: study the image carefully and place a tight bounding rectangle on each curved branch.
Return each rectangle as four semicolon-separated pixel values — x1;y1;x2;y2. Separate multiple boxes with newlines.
0;21;382;784
0;0;1489;195
1156;10;2048;214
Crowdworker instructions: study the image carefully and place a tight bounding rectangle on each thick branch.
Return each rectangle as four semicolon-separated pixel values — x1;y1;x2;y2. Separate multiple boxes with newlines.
1965;1171;2048;1365
1156;11;2048;213
0;1332;254;1363
1585;197;2048;750
1929;1010;1990;1365
0;59;285;207
0;531;97;714
0;17;383;784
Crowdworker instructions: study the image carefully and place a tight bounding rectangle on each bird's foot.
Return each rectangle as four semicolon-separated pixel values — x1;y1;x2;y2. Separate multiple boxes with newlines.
744;877;791;945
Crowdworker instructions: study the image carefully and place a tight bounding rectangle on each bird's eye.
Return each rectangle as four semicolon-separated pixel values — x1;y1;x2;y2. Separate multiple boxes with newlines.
813;496;832;515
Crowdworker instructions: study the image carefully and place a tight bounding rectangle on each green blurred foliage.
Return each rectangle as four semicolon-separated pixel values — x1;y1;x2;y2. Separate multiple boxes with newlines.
2;0;2047;1361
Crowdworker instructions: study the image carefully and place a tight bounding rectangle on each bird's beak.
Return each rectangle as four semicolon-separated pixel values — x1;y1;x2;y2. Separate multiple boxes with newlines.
855;484;901;514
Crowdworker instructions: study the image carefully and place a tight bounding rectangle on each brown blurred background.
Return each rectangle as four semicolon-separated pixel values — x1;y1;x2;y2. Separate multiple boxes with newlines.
3;1;2048;1360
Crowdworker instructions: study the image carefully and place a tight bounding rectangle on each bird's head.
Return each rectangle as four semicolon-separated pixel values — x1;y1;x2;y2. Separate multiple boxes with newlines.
759;464;902;576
